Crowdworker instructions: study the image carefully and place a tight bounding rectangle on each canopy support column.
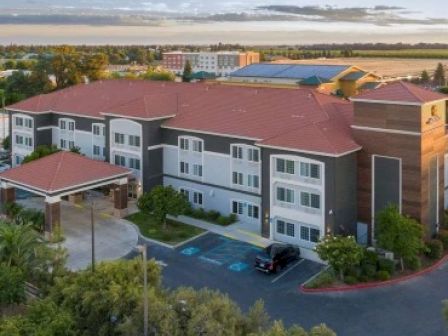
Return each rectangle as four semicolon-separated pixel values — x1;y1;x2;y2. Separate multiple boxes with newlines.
113;178;128;218
45;196;61;240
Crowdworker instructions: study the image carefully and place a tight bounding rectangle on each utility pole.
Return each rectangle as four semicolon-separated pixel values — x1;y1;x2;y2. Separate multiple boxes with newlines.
91;198;95;272
135;244;148;336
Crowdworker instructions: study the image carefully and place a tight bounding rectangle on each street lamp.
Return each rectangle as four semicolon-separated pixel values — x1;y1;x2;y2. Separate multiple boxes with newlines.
85;191;96;272
0;89;5;142
134;244;148;336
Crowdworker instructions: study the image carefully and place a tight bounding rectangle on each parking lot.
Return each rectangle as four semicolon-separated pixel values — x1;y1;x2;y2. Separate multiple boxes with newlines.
143;232;324;294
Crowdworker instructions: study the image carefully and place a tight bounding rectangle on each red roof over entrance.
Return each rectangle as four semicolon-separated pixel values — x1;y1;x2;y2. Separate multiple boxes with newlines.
0;151;130;195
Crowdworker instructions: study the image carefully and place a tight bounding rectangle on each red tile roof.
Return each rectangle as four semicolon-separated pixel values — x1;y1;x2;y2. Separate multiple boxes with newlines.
352;81;447;104
0;151;130;194
7;80;362;155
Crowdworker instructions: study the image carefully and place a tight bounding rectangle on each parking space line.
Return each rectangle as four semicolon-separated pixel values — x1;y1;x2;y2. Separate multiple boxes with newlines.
271;259;304;284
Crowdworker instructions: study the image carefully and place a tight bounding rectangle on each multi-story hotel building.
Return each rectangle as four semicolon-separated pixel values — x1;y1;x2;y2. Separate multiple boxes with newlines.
162;51;260;77
6;80;447;252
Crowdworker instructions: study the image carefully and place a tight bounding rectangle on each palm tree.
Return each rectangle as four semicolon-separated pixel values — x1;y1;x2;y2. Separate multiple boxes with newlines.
0;221;40;271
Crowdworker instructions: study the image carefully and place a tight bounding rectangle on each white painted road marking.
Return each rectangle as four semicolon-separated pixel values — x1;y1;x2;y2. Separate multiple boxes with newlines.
156;260;168;268
271;259;304;284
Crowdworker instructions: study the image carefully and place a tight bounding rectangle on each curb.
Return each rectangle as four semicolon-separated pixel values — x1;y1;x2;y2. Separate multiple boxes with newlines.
300;254;448;294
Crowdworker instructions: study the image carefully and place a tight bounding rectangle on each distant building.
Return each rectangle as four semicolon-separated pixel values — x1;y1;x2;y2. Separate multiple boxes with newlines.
0;69;32;79
227;63;381;97
162;51;260;77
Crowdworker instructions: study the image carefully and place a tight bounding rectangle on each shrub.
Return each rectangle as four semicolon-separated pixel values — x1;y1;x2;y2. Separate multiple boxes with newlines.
306;269;335;289
425;239;443;260
358;275;370;282
375;270;391;281
217;215;232;226
405;256;421;271
229;214;238;223
361;263;377;279
378;258;395;275
361;250;378;267
345;266;361;278
206;210;221;221
344;276;358;285
437;230;448;250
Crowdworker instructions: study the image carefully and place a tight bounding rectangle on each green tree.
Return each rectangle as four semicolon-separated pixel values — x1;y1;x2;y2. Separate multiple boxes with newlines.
2;135;10;150
137;186;190;230
434;63;446;86
182;60;193;82
49;258;161;336
142;69;175;81
443;299;448;322
245;299;271;334
0;263;26;306
309;324;337;336
22;145;59;164
420;70;430;83
83;53;109;81
315;235;364;280
376;205;425;270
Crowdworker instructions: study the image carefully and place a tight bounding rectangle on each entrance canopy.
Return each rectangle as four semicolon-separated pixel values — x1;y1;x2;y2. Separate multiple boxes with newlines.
0;151;131;237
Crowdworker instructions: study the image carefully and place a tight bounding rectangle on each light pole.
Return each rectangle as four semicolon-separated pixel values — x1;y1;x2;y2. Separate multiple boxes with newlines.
0;89;5;143
90;199;95;272
135;244;148;336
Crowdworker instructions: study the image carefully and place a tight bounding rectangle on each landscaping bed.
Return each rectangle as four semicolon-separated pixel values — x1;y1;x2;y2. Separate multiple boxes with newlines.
185;207;237;226
126;212;205;245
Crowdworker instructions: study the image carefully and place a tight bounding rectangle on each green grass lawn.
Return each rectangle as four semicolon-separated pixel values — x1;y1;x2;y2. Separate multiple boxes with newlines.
126;212;205;245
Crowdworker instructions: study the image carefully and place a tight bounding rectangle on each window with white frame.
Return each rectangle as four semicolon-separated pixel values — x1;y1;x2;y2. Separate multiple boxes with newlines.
193;191;203;206
192;139;203;152
60;139;67;149
300;192;320;209
232;171;244;185
59;120;66;130
247;174;259;188
276;220;285;234
129;158;141;170
92;124;104;136
247;204;259;219
25;119;33;128
276;158;295;174
93;145;101;156
15;117;24;127
68;141;75;149
114;155;126;167
193;164;203;177
300;225;320;243
180;161;189;174
24;137;32;147
129;135;141;147
286;223;295;237
180;138;189;150
60;119;74;131
68;121;75;131
300;162;320;179
247;148;259;162
231;145;243;159
232;201;244;215
276;187;294;203
180;188;190;200
114;133;125;145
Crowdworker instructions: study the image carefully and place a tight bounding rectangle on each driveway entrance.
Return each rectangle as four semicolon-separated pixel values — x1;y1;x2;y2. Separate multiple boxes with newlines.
18;193;138;270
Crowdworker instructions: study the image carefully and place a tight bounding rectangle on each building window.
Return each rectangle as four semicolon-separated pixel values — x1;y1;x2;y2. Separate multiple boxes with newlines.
232;201;244;215
286;223;295;237
15;117;23;127
68;121;75;131
248;148;259;162
231;145;243;159
310;228;320;243
300;226;310;241
300;162;320;179
193;164;203;177
60;120;66;130
277;220;285;234
25;137;32;147
300;192;320;209
93;125;103;136
60;139;66;149
180;188;190;201
277;187;294;203
129;135;140;147
15;135;23;145
93;145;100;156
192;140;203;152
276;158;294;174
248;204;259;219
25;119;33;128
232;172;244;185
180;138;189;150
114;155;126;167
180;161;189;174
68;141;75;149
193;192;203;206
114;133;125;145
129;158;141;170
247;175;259;188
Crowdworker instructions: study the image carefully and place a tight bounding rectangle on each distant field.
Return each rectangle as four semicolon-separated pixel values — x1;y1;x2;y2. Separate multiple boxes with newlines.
353;49;448;59
273;57;448;78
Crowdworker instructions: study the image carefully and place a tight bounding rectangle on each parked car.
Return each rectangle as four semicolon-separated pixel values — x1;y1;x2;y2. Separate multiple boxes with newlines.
0;162;10;173
255;243;300;273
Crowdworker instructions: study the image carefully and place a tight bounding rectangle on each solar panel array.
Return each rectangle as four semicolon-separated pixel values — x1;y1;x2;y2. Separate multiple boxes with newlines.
230;63;351;80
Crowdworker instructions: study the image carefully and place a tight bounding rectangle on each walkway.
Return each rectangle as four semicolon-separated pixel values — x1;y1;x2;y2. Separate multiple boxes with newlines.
18;194;138;271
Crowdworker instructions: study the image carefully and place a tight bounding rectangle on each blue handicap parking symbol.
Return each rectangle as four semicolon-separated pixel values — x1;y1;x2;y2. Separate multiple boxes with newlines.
228;262;248;272
181;247;200;256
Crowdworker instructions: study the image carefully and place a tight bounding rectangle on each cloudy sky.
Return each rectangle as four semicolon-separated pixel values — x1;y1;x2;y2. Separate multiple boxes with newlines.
0;0;446;44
